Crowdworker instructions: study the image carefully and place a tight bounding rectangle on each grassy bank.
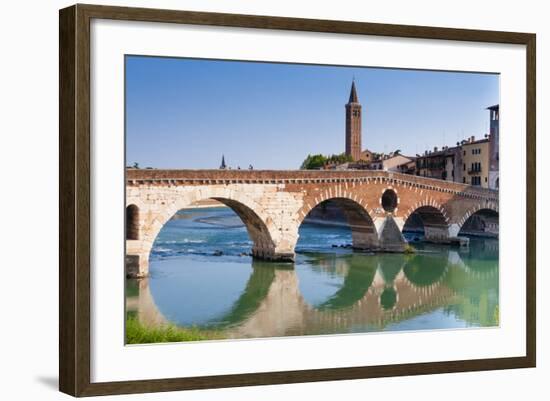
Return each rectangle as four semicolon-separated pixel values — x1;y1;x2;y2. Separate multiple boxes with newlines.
126;316;224;344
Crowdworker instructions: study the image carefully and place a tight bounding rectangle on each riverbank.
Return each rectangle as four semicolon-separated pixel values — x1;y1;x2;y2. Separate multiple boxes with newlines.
125;315;224;344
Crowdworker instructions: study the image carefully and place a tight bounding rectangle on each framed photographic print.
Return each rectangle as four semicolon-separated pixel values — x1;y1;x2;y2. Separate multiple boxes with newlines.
59;4;536;397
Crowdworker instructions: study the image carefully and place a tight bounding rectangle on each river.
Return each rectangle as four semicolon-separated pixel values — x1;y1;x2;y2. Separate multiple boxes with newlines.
126;207;499;342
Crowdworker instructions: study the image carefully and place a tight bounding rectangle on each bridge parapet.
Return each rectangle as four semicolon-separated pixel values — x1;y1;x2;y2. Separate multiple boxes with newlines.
127;169;498;202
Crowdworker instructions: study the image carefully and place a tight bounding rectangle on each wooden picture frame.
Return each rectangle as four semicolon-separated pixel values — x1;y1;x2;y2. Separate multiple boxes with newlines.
59;3;536;397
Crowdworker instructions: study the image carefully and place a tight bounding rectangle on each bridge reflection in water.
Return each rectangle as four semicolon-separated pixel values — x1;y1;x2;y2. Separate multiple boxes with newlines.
126;241;498;340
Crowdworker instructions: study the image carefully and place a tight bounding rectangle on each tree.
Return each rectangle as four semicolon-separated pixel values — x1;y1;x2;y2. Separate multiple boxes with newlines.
300;154;328;169
327;153;353;164
300;152;352;169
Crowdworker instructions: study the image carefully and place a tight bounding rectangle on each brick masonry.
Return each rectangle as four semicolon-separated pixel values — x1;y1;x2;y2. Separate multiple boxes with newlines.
125;169;498;277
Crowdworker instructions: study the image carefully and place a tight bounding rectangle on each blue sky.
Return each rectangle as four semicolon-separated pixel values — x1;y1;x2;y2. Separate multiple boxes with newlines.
126;56;499;169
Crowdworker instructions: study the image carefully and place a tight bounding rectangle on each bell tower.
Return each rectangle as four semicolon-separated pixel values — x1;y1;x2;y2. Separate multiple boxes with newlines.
345;80;362;161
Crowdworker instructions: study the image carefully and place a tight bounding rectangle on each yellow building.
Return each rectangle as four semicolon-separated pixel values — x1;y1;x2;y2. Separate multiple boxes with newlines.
460;136;490;188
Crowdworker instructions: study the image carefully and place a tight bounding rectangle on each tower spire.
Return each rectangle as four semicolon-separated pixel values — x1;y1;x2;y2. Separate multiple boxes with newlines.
220;154;227;169
348;79;359;103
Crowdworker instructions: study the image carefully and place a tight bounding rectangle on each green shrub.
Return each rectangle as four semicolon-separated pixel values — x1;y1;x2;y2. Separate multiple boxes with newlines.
125;316;224;344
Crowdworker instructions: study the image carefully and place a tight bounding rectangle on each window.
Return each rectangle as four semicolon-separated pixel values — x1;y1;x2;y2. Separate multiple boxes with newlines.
463;177;466;183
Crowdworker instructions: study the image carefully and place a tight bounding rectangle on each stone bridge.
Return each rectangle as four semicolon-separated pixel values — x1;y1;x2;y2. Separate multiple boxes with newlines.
125;169;498;277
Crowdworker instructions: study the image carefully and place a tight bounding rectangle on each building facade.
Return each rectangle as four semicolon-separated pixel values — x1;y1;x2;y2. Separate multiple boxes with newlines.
360;149;374;163
414;146;463;183
488;105;499;189
405;104;498;189
461;136;490;188
368;154;413;172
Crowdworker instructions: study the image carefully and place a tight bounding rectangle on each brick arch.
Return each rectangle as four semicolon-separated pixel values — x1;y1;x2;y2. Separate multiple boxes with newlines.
401;198;451;226
457;202;499;230
140;187;279;264
296;191;379;251
297;186;370;226
213;197;276;259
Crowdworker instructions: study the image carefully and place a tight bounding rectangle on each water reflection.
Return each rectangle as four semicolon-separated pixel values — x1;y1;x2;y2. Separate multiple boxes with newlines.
303;253;378;311
126;241;499;340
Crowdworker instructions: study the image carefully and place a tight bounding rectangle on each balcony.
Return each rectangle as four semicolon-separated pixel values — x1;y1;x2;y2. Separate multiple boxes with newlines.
467;168;482;175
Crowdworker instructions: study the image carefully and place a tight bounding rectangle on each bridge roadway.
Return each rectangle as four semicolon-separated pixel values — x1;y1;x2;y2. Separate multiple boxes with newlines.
125;169;498;277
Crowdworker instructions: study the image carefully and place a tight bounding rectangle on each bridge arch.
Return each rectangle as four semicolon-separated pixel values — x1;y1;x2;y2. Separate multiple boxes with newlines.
297;196;379;251
458;206;499;237
297;186;372;224
402;201;450;228
126;204;140;240
129;188;284;277
211;197;277;259
402;202;450;242
458;202;498;227
152;197;275;257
